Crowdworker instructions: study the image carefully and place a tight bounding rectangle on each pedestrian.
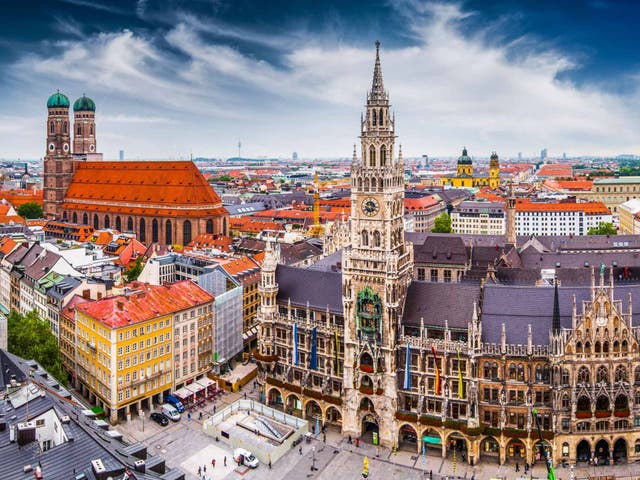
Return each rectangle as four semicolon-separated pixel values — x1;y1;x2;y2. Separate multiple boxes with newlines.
323;432;326;443
198;466;201;476
429;470;433;480
268;459;272;469
212;458;216;468
203;465;207;473
348;435;352;444
188;412;191;421
213;405;217;414
244;392;247;399
299;446;302;455
199;411;203;421
355;438;359;448
515;461;519;472
224;456;227;467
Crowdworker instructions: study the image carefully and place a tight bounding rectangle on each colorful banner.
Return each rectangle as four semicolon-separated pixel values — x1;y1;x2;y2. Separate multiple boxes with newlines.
431;346;441;396
293;322;299;366
457;349;464;399
403;343;411;390
309;327;318;370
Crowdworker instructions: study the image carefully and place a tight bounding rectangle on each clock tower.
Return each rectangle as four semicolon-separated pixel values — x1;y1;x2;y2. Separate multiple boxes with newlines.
341;42;413;447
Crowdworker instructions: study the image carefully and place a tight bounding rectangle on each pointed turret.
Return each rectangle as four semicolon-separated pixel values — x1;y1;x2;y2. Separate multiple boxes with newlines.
369;40;386;104
552;279;561;334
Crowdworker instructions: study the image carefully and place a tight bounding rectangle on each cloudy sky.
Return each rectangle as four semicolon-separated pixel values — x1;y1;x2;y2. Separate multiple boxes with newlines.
1;0;639;160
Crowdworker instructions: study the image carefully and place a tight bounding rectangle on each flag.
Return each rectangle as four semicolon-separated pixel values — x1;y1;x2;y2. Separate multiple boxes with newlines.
293;322;299;366
315;416;320;437
422;441;426;463
309;327;318;370
334;330;340;375
457;349;464;399
431;346;441;396
403;343;411;390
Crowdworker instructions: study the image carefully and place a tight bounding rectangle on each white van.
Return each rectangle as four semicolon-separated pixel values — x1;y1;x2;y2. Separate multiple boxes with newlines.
161;403;181;421
233;448;259;468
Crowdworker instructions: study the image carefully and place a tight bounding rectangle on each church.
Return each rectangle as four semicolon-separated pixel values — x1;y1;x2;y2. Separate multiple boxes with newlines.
440;147;500;189
43;92;228;244
255;43;640;468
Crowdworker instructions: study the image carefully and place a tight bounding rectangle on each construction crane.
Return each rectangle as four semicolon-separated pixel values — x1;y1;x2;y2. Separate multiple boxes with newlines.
532;408;556;480
308;172;326;237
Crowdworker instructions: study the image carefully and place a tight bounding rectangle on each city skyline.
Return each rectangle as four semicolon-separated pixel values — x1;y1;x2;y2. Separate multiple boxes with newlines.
1;0;639;160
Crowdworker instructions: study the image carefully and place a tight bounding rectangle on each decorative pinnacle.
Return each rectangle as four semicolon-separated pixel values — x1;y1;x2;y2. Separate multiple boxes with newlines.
369;41;385;102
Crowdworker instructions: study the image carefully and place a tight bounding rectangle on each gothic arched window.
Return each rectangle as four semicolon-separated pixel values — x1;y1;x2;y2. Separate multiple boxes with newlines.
379;108;384;126
517;364;525;382
64;121;67;134
380;145;387;167
152;219;159;243
373;230;381;247
206;219;214;234
371;109;377;126
596;365;608;383
77;125;81;135
183;220;192;245
361;230;369;246
139;218;146;242
104;215;110;229
72;212;78;224
93;214;99;229
90;124;94;135
369;145;376;167
83;213;88;225
509;363;516;380
50;122;54;134
115;216;121;231
577;366;590;384
127;217;133;231
615;365;628;383
165;220;172;245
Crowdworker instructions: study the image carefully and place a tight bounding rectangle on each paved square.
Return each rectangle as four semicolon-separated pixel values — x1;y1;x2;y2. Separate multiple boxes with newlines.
181;443;237;480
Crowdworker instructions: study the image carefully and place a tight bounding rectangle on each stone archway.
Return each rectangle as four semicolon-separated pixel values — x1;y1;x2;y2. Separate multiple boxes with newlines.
305;400;322;430
533;440;552;464
286;394;301;415
480;436;500;463
398;423;418;452
325;406;342;428
446;432;468;462
613;438;627;464
267;388;283;408
576;439;591;463
421;428;442;456
595;439;610;465
361;413;379;444
506;438;526;462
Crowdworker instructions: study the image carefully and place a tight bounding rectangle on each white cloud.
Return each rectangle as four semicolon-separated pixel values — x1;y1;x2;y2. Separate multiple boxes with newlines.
3;2;639;159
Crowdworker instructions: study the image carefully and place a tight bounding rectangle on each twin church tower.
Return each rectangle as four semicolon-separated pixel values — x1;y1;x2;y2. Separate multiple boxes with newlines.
44;92;98;219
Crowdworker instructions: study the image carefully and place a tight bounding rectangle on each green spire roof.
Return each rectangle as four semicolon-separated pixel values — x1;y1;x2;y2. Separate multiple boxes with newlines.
73;94;96;112
47;91;70;108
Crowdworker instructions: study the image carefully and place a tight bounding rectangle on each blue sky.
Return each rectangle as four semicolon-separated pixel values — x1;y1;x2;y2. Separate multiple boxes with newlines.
0;0;638;160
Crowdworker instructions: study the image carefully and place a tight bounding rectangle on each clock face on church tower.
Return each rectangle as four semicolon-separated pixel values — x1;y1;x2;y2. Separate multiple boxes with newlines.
362;197;379;216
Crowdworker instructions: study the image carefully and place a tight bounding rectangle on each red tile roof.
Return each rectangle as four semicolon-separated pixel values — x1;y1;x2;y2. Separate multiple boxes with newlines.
516;200;610;214
403;195;441;211
187;234;233;252
0;189;43;207
62;161;228;218
0;236;18;256
76;280;213;328
538;164;573;177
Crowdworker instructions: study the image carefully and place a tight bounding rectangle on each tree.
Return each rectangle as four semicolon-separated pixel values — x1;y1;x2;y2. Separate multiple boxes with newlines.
588;222;617;235
432;212;452;233
123;256;144;282
16;202;43;219
7;310;68;385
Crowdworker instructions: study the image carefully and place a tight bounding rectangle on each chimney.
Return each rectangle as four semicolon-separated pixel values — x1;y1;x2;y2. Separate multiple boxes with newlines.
116;300;125;310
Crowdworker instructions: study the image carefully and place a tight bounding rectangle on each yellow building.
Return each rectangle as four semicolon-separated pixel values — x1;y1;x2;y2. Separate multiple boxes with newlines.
74;280;213;424
574;177;640;214
441;148;500;189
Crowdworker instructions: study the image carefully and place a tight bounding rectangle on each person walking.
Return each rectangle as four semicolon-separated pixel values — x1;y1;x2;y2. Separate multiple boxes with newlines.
224;456;227;467
299;446;302;455
198;466;201;476
212;458;216;468
429;470;432;480
515;461;520;472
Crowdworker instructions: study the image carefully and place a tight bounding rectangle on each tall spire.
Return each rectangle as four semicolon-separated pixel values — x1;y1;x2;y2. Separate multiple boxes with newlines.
552;279;561;334
369;40;386;103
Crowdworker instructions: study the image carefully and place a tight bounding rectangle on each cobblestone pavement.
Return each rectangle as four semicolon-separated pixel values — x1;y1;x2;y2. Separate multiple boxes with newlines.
84;384;640;480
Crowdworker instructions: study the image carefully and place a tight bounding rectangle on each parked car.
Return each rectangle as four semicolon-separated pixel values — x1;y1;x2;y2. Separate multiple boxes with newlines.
234;448;259;468
150;412;169;426
161;403;181;421
164;394;185;413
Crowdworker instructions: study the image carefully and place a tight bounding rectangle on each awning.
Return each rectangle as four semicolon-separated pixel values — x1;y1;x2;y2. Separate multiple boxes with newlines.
197;378;216;390
422;436;441;445
185;383;204;394
173;387;195;399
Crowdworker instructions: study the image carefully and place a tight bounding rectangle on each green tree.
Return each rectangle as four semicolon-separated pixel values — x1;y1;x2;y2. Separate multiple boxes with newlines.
587;222;617;235
7;310;68;385
123;256;144;282
432;212;452;233
16;202;43;219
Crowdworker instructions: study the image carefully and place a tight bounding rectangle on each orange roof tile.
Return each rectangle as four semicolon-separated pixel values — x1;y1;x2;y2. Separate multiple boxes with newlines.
0;236;18;256
516;200;610;214
62;161;228;218
403;195;441;211
221;255;260;277
0;189;43;207
187;234;233;252
0;214;26;225
76;280;213;328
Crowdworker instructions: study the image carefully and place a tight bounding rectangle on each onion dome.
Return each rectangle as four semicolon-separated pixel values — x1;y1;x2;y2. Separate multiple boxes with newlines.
73;94;96;112
47;91;70;108
457;147;472;165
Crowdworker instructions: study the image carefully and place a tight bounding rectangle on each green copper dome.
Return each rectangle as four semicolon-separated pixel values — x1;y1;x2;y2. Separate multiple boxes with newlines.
47;91;70;108
457;147;472;165
73;94;96;112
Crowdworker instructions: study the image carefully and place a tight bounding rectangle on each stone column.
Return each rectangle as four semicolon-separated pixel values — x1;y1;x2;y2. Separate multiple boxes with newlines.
126;404;131;422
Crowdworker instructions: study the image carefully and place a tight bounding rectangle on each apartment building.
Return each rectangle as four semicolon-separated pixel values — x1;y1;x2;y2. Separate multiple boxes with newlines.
516;201;611;236
451;201;505;235
574;177;640;213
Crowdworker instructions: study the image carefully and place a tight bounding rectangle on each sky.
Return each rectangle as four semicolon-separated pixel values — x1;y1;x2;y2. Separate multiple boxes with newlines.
0;0;639;160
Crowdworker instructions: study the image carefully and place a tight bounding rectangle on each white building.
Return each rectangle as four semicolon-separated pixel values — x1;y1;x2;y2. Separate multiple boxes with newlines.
451;200;505;235
516;201;612;236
